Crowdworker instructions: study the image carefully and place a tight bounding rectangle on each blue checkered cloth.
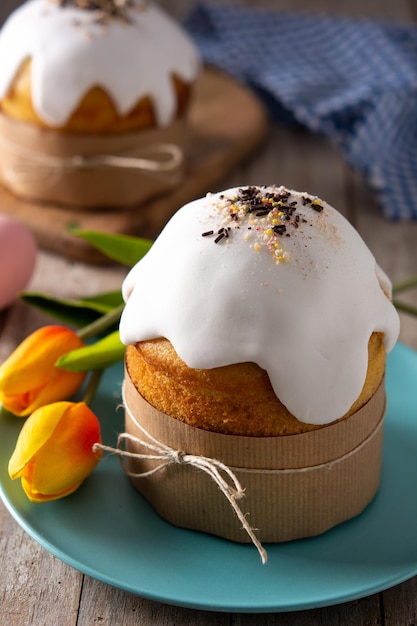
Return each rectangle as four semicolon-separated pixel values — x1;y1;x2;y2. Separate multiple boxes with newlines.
184;4;417;220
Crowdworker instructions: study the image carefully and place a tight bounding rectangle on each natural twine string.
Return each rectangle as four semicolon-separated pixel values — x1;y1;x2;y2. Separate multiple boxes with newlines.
0;135;183;178
94;385;268;564
234;416;384;475
93;385;384;565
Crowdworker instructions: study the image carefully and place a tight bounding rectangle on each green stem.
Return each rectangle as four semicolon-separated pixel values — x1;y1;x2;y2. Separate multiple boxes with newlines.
77;303;124;341
82;370;103;407
393;299;417;317
392;276;417;294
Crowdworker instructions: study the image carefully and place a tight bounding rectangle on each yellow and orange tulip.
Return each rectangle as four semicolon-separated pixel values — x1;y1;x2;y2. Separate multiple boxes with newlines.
0;325;87;416
8;401;102;502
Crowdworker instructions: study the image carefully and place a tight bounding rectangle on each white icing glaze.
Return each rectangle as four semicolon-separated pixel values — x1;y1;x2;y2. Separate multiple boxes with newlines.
119;186;400;425
0;0;200;127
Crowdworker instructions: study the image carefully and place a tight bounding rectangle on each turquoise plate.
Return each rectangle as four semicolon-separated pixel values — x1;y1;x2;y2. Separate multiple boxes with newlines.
1;342;416;613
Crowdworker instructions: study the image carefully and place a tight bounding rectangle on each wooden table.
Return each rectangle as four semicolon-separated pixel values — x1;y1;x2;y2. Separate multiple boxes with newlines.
1;1;417;624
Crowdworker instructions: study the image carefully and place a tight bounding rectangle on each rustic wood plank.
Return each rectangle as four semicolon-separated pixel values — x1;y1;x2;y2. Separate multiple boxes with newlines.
0;1;22;24
233;594;381;625
1;0;415;23
0;509;82;626
77;577;230;626
158;0;416;21
382;578;417;626
350;172;417;351
332;0;416;20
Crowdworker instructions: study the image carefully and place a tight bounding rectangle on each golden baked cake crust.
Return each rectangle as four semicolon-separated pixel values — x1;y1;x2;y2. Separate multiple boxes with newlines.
125;332;386;437
0;59;192;134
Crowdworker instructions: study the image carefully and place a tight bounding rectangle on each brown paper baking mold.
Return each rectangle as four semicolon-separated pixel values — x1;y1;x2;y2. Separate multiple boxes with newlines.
0;112;186;208
89;365;388;563
118;370;386;554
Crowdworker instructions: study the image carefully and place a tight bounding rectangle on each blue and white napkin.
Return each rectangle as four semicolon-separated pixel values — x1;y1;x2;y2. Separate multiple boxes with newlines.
184;3;417;220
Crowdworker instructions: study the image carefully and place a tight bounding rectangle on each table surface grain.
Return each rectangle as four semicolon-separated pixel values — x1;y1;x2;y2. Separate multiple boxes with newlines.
1;1;417;625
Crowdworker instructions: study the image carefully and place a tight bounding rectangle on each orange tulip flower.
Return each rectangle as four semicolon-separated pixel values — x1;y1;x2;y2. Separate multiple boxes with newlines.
0;325;87;416
8;401;102;502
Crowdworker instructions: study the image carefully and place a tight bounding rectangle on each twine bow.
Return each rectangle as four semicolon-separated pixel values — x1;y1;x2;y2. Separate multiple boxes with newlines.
94;397;268;564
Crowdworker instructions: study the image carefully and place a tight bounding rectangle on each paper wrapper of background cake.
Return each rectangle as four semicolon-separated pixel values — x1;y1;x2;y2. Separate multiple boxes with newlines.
0;113;185;209
122;370;386;544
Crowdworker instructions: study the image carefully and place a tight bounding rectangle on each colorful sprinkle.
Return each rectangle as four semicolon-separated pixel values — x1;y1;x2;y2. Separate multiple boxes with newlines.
201;186;325;263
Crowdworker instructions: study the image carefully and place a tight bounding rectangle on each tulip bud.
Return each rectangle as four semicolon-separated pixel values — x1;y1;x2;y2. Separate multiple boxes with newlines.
0;325;87;416
8;401;102;502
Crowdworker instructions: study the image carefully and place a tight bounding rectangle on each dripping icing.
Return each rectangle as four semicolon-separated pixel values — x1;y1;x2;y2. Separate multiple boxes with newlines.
0;0;200;127
119;186;400;425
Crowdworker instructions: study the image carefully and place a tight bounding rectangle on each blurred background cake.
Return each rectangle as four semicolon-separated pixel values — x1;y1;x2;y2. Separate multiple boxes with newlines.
0;0;200;207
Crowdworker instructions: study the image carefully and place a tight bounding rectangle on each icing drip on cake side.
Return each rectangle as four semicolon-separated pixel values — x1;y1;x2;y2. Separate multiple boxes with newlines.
119;186;400;425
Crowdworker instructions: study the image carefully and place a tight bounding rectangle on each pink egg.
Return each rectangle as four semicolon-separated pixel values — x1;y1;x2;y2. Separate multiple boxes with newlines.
0;215;37;310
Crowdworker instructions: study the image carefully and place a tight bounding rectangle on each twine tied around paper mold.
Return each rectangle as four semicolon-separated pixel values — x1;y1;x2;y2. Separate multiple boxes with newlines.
93;383;386;565
93;387;268;565
0;136;183;185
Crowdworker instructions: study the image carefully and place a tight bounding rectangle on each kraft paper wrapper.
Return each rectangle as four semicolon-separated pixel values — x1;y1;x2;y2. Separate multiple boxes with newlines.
123;371;386;544
0;112;186;209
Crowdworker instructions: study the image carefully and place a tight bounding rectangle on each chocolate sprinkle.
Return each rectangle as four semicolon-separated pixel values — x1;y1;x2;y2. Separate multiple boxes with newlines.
273;224;287;235
201;186;325;256
51;0;138;23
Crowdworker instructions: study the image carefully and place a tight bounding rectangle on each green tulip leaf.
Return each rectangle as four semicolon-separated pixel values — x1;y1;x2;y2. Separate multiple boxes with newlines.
83;291;125;309
21;291;124;327
70;229;153;267
392;276;417;294
393;300;417;317
56;330;125;371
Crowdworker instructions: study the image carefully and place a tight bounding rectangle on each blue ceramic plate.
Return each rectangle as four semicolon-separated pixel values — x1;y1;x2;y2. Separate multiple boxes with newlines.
1;342;416;613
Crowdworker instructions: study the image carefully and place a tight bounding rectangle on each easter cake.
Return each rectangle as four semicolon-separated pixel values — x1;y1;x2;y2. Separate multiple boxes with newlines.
0;0;200;207
118;185;400;556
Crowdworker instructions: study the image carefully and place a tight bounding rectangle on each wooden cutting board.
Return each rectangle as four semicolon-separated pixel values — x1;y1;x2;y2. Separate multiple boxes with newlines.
0;67;269;263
